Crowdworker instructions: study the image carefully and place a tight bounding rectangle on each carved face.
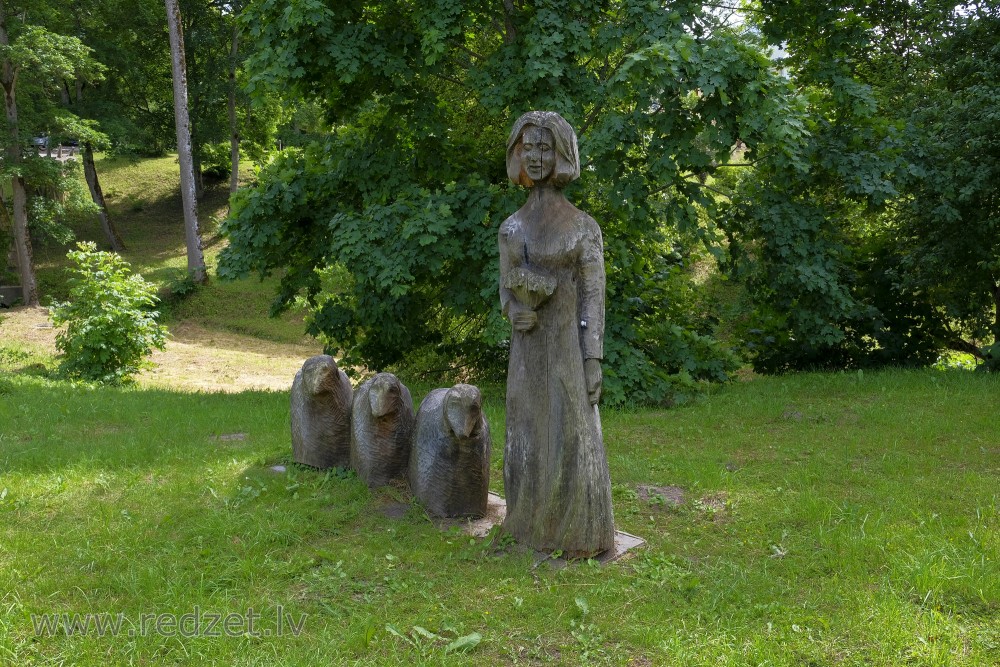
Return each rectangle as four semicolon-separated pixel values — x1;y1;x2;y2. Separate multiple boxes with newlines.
521;126;556;184
369;374;400;418
445;384;482;439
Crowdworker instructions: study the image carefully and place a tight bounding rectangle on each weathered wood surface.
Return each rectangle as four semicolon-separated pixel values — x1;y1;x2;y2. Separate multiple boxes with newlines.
499;111;615;558
290;355;353;469
350;372;414;488
409;384;491;518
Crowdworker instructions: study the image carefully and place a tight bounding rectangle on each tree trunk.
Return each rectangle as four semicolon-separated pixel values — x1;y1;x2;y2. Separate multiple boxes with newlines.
993;281;1000;343
165;0;207;284
70;70;124;253
228;19;240;199
193;152;204;198
6;239;16;275
83;142;125;252
0;1;38;305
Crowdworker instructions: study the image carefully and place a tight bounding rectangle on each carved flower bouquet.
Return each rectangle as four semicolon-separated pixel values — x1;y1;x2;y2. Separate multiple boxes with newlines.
503;266;556;310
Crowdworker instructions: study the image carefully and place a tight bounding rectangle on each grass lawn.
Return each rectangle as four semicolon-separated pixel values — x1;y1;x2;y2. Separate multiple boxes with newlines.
2;369;998;665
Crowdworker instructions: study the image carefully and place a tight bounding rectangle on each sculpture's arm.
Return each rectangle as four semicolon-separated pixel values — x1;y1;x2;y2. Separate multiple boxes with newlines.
579;217;605;361
498;231;516;319
499;224;537;331
580;217;606;404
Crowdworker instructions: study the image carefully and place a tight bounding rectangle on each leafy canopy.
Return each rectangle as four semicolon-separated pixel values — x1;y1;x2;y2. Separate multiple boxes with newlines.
724;1;1000;371
220;0;808;403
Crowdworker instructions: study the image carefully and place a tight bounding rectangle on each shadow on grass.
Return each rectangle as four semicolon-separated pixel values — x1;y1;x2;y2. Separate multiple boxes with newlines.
0;374;291;474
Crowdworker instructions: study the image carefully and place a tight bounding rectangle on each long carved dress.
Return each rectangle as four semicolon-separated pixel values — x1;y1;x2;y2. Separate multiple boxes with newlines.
498;189;615;557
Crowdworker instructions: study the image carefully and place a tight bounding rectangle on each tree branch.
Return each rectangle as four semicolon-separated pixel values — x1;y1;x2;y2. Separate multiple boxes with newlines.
451;41;485;61
943;320;985;359
502;0;516;45
688;179;732;200
430;71;468;89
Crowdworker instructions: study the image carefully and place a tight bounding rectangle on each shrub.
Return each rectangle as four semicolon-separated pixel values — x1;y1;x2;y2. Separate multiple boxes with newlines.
198;142;232;181
51;242;167;384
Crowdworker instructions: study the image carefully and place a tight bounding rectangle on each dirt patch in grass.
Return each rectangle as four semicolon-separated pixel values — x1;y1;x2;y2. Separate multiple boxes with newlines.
635;485;731;520
144;321;321;392
0;306;58;351
636;484;686;507
697;492;728;513
1;305;321;392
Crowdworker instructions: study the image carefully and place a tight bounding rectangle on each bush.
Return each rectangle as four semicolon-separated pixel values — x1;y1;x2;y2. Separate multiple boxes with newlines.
50;242;167;384
198;142;232;181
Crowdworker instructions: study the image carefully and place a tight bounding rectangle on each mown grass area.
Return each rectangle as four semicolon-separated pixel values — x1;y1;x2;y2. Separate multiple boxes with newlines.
29;154;308;346
2;369;998;665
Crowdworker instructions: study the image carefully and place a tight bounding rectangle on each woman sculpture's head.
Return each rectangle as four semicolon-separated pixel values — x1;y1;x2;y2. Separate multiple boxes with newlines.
506;111;580;188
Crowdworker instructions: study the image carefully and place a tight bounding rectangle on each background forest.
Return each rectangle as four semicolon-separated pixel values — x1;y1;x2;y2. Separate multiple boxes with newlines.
2;0;998;405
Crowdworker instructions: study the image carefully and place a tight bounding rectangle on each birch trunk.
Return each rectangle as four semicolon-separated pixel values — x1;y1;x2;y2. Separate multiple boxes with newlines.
165;0;206;284
0;1;38;304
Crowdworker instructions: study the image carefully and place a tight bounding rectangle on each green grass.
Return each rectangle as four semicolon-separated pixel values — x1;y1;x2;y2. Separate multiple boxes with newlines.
2;369;998;665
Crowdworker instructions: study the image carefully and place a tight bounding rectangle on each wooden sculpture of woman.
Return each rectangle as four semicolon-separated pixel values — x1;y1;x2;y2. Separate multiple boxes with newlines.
498;111;615;558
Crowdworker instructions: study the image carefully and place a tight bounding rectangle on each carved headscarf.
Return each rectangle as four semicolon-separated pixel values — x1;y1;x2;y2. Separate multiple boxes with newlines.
506;111;581;188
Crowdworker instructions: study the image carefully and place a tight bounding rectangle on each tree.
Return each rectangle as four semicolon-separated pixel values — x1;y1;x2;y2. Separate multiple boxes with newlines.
722;0;1000;372
165;0;207;283
75;120;124;252
220;0;802;404
0;0;102;305
71;0;175;156
894;6;1000;367
0;0;36;304
227;1;241;197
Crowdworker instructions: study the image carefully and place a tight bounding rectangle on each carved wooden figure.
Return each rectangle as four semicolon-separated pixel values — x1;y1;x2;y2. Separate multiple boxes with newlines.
408;384;491;518
290;355;353;469
498;111;615;558
350;372;415;488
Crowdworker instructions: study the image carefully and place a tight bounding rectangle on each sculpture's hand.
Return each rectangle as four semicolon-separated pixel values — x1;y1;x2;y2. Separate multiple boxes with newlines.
585;358;602;405
511;308;538;332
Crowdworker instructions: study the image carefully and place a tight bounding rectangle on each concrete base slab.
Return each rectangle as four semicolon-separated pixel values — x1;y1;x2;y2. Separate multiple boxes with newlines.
436;492;645;565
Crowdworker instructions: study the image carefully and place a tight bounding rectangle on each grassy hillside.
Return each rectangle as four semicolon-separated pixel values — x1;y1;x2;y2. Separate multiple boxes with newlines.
1;369;998;665
30;154;309;346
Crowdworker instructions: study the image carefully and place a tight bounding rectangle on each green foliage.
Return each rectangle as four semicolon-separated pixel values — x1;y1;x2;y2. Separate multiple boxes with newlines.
221;0;809;404
198;141;233;180
734;230;948;374
729;2;999;372
0;21;104;83
605;252;740;404
50;242;167;384
893;9;1000;362
70;0;175;156
22;157;100;246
